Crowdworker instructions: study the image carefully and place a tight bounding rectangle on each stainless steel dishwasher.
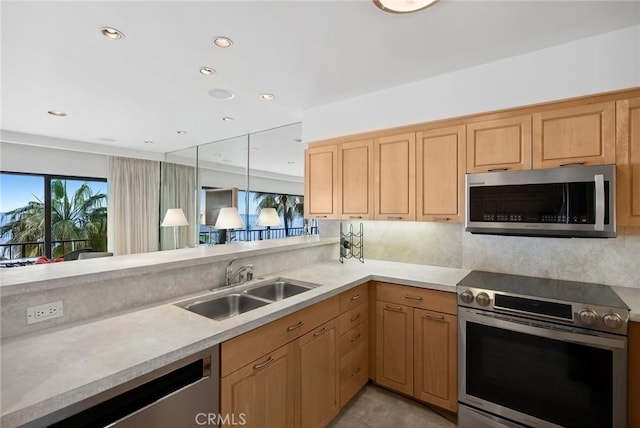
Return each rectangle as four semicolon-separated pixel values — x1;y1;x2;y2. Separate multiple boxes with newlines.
24;345;219;428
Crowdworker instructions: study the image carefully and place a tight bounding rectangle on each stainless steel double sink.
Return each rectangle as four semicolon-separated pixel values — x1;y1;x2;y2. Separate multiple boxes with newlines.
176;279;317;321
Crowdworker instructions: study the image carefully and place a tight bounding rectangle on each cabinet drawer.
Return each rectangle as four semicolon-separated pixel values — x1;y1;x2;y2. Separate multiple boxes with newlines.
375;282;456;315
339;341;369;408
338;322;368;357
337;304;368;334
339;283;369;313
222;296;340;376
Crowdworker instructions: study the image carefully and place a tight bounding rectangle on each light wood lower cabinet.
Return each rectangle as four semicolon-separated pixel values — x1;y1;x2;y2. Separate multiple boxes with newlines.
296;320;340;428
221;344;295;428
375;301;414;395
374;282;458;413
413;309;457;413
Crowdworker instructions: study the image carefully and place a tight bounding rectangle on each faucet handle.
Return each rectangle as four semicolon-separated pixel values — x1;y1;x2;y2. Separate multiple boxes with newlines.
246;269;254;282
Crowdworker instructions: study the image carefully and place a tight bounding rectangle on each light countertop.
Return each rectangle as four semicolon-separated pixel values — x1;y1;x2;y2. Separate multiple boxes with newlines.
0;259;470;427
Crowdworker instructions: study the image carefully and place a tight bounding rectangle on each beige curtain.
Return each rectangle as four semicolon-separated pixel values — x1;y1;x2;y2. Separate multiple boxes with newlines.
160;162;197;250
107;156;161;255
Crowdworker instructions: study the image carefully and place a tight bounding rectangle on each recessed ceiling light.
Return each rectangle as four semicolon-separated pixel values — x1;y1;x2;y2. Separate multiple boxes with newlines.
200;67;215;75
208;88;235;100
260;93;275;101
101;27;125;39
48;110;67;117
373;0;439;13
294;138;302;143
177;130;187;134
213;37;233;48
222;116;234;121
144;140;154;144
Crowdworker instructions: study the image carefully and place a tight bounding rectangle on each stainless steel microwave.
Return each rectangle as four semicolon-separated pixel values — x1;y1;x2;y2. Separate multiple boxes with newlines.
465;164;616;238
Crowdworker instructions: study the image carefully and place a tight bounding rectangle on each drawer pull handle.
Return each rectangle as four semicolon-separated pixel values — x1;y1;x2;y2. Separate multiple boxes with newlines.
313;326;328;337
385;304;404;312
351;333;361;342
431;217;450;222
315;215;328;218
487;167;508;172
424;312;445;320
350;367;361;377
404;294;423;301
350;293;362;301
253;356;274;370
349;216;363;219
350;313;361;322
287;321;304;331
559;161;585;167
387;216;403;220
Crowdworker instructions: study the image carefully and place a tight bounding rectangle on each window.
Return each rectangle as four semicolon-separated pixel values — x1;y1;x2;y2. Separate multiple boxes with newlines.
0;172;108;260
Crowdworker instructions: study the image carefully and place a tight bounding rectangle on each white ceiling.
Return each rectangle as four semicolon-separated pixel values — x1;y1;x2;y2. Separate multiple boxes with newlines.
2;0;639;176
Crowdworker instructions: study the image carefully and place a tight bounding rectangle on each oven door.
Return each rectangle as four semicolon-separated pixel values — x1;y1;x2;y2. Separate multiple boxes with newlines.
458;307;627;428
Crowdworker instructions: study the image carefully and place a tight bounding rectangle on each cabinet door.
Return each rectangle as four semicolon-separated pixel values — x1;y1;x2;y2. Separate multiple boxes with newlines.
296;321;339;428
339;139;374;220
374;133;416;221
533;101;615;169
616;97;640;227
416;125;466;222
375;301;413;395
413;309;457;413
466;115;532;172
304;144;338;219
221;344;295;428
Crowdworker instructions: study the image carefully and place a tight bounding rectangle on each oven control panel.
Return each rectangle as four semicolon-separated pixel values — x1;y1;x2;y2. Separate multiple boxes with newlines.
457;287;629;335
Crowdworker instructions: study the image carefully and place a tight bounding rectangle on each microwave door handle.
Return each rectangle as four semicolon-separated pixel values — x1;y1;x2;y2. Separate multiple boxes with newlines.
594;174;605;231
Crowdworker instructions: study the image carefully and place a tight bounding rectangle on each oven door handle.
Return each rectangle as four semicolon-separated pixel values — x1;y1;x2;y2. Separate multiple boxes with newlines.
461;309;626;350
594;173;605;231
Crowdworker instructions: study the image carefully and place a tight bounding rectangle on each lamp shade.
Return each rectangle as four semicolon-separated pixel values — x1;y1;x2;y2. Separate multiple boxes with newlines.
256;208;282;227
214;207;245;229
161;208;189;227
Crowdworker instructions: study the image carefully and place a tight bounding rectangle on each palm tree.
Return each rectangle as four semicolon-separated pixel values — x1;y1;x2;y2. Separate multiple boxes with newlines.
0;180;107;258
253;192;304;237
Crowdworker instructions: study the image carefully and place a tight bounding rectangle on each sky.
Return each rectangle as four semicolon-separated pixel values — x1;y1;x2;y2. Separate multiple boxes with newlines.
0;173;108;214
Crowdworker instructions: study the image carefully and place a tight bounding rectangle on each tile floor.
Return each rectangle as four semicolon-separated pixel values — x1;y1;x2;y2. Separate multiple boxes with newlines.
329;383;457;428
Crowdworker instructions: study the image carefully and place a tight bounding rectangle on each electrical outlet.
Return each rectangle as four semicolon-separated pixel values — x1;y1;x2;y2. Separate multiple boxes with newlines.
27;301;64;324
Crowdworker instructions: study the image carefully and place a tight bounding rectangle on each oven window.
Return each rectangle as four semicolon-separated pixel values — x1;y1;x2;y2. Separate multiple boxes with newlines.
466;322;613;427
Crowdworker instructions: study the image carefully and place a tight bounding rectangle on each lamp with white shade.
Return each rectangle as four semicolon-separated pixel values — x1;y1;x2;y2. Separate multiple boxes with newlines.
256;207;282;239
214;207;245;244
161;208;189;250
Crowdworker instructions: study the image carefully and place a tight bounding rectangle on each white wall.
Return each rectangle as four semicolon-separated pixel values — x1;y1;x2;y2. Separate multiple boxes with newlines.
302;25;640;142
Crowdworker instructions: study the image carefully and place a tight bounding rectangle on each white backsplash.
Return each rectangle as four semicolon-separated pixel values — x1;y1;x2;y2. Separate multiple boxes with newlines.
319;220;640;288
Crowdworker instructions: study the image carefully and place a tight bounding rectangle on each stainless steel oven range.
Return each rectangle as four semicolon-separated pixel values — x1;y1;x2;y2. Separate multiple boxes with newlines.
457;271;629;428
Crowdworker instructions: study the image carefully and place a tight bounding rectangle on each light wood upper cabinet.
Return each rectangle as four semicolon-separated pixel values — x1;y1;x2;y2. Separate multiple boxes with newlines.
616;97;640;227
304;144;338;219
416;125;466;222
466;115;532;172
221;344;295;428
338;139;374;220
296;320;340;428
375;300;414;395
374;133;416;221
533;102;615;169
414;308;457;413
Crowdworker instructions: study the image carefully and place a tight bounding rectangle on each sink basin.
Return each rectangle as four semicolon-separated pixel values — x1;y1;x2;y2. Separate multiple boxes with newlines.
185;294;270;321
245;281;314;301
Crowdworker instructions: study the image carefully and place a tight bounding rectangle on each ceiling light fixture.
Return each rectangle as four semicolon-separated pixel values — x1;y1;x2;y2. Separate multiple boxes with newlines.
144;140;154;144
222;116;234;121
260;93;275;101
48;110;67;117
213;37;233;48
177;130;187;134
208;88;235;100
200;67;215;75
100;27;125;39
373;0;439;13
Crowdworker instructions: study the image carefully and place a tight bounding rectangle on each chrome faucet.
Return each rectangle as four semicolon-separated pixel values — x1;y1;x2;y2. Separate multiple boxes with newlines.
225;260;254;287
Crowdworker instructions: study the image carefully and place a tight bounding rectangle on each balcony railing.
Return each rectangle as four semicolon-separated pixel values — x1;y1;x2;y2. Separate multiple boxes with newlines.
199;226;319;245
0;239;91;260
